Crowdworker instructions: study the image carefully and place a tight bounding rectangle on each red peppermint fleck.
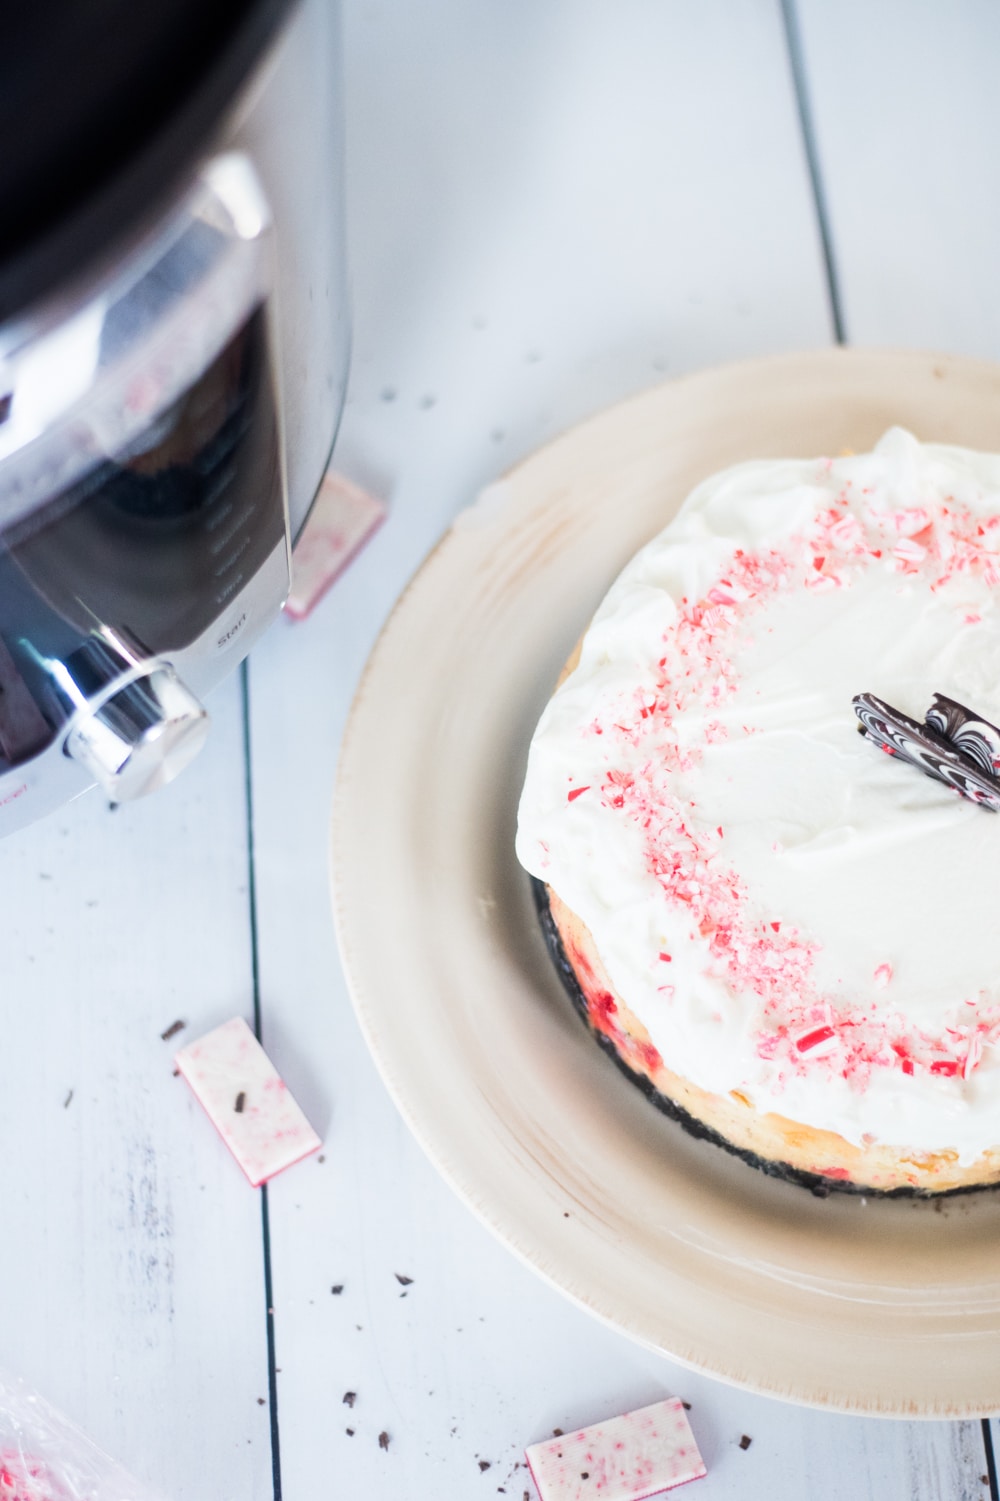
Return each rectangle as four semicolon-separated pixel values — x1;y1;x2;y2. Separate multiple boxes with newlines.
929;1060;961;1077
796;1025;836;1053
567;785;590;802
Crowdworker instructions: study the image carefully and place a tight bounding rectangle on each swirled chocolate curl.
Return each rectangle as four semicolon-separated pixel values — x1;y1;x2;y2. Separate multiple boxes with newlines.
853;692;1000;811
925;692;1000;778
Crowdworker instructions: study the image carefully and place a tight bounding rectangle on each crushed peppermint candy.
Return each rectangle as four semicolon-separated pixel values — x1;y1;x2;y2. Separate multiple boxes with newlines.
552;468;1000;1088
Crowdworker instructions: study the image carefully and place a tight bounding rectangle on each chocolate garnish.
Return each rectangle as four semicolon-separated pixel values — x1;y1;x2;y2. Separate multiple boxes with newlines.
853;692;1000;810
925;692;1000;778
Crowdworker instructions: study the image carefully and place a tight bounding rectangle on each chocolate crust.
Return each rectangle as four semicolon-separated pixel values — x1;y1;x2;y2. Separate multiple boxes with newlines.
530;876;991;1200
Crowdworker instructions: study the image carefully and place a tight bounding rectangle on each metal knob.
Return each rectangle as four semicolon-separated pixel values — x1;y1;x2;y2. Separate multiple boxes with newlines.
64;666;209;801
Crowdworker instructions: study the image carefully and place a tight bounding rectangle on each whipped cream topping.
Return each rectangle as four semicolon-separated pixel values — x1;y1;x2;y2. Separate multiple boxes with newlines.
516;430;1000;1163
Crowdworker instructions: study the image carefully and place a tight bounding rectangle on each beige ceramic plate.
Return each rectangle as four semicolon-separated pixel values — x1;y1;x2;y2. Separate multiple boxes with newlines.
333;348;1000;1416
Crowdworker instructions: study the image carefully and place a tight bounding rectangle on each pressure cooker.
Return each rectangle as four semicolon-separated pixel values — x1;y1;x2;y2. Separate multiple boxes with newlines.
0;0;348;833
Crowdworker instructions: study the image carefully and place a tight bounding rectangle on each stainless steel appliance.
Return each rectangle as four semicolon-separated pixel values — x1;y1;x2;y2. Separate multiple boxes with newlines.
0;0;348;832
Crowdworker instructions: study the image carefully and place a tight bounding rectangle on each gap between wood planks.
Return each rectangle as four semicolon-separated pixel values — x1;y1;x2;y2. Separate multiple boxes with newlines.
779;0;845;345
241;660;283;1501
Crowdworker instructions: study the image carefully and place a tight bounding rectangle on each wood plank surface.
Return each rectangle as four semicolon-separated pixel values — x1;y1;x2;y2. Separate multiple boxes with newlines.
0;677;273;1499
248;2;993;1498
793;0;1000;358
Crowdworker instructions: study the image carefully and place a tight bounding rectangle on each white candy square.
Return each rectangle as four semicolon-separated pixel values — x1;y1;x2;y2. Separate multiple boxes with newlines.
525;1397;706;1501
175;1017;321;1186
284;471;385;620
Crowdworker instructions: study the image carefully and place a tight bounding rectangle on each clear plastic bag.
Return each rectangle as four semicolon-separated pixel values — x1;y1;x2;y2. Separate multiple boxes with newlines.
0;1371;165;1501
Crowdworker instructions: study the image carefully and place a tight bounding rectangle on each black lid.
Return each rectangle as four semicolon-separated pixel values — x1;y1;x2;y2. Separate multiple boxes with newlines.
0;0;292;325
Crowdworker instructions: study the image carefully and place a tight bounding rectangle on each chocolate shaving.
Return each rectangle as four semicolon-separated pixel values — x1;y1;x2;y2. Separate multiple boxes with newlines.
160;1019;185;1041
739;1434;753;1450
378;1431;391;1451
853;692;1000;810
394;1273;413;1286
343;1391;356;1408
234;1091;246;1114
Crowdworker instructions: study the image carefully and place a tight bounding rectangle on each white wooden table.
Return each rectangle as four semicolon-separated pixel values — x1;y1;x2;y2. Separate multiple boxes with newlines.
3;4;1000;1498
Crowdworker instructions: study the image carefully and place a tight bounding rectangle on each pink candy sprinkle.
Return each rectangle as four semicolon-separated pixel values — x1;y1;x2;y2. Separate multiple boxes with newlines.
525;1397;706;1501
175;1018;321;1186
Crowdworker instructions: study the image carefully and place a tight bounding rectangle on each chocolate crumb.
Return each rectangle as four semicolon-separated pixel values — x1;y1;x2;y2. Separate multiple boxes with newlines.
982;1476;989;1486
331;1285;344;1295
257;1398;265;1406
235;1091;246;1114
552;1429;563;1437
346;1428;355;1437
63;1089;73;1109
378;1431;390;1451
581;1474;589;1480
395;1273;413;1285
318;1154;326;1163
160;1019;185;1041
739;1434;752;1450
478;1460;491;1472
343;1392;356;1408
681;1401;692;1410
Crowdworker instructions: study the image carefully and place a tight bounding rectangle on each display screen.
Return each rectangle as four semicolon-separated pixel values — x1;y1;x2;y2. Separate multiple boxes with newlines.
0;305;283;765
